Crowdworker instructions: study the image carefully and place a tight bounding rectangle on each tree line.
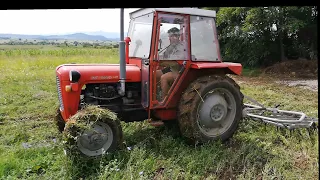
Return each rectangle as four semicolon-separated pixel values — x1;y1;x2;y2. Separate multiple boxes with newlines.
0;39;119;49
204;6;317;67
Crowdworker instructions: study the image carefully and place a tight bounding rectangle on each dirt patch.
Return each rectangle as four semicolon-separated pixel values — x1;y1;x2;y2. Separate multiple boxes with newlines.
230;74;318;93
32;91;51;100
275;80;318;92
293;152;310;170
217;167;237;180
262;59;318;79
229;75;276;87
230;59;318;91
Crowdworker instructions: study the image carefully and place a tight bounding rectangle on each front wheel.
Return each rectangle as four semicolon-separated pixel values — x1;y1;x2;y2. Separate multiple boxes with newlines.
54;107;65;133
63;106;123;157
177;75;244;144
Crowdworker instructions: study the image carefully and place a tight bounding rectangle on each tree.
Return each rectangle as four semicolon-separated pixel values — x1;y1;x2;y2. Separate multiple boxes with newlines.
203;6;318;67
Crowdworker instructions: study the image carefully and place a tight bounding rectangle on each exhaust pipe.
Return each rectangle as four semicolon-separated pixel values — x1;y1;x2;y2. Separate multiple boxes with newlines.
119;8;126;96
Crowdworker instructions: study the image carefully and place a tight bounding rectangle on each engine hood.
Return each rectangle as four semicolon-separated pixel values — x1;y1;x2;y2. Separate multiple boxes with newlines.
56;63;141;82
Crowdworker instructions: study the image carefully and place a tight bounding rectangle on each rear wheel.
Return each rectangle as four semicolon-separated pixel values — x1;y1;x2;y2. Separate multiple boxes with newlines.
177;75;243;143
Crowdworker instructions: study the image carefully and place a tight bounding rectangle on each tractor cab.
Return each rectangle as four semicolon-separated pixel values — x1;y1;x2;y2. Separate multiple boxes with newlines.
127;8;219;61
126;8;221;108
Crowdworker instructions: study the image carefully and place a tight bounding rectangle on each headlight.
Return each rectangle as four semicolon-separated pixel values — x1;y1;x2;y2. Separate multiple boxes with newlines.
69;70;81;82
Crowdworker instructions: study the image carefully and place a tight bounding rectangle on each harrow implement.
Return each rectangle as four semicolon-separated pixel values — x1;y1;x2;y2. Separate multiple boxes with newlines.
242;95;318;130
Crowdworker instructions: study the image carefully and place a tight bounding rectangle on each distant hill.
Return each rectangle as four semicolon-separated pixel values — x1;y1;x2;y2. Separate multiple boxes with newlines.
84;31;128;40
0;32;126;41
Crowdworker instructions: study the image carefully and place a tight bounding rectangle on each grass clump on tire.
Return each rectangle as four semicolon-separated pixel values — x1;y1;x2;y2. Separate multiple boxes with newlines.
63;104;123;159
178;74;244;144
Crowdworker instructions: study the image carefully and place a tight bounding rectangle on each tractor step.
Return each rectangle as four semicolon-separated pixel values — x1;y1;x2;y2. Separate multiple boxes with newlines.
148;119;164;127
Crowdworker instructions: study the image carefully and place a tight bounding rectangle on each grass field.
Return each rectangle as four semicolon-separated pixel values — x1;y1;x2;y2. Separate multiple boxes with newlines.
0;46;318;180
0;45;62;50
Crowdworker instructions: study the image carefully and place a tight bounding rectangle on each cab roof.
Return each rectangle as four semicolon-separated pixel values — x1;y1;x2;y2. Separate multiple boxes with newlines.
129;8;216;19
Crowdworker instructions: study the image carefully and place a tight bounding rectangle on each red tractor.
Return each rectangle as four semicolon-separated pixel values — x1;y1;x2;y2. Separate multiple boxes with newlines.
55;8;317;157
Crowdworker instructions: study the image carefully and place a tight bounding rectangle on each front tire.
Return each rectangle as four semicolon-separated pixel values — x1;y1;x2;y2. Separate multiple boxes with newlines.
63;106;123;158
177;75;243;144
54;107;65;133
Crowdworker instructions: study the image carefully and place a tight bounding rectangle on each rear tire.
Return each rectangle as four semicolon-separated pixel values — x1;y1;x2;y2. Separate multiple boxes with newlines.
177;75;244;144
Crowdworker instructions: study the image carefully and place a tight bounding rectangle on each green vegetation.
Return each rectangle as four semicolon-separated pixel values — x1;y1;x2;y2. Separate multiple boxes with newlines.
241;68;263;77
0;47;116;57
205;6;318;67
0;46;318;179
0;39;118;49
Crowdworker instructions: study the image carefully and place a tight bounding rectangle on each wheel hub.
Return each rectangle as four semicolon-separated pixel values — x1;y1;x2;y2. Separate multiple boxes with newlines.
77;121;113;156
210;104;227;122
79;131;108;151
196;87;237;137
198;92;228;128
91;134;104;144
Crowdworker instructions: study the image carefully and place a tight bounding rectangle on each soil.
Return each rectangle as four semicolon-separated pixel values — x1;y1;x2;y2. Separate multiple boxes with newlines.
275;80;318;92
262;58;318;79
293;152;310;170
247;59;318;92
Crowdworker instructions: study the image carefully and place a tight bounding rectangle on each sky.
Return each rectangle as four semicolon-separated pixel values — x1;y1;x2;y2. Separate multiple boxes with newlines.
0;8;139;35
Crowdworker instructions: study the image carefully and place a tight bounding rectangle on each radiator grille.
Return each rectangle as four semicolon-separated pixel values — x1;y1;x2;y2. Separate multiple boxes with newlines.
56;76;64;111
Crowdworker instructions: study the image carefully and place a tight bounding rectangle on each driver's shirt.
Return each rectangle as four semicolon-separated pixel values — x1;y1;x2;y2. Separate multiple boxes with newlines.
163;42;185;60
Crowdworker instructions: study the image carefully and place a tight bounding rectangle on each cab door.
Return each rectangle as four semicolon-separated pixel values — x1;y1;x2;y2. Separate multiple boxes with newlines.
141;58;150;108
150;12;190;108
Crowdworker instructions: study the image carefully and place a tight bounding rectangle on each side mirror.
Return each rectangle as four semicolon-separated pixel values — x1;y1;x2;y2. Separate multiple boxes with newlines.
132;40;142;57
135;40;142;46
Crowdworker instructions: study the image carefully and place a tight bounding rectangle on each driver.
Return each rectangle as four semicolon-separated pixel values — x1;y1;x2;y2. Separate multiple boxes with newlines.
156;27;185;99
162;27;185;60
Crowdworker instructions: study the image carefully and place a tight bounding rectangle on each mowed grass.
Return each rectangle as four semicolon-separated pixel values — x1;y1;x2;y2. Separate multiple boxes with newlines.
0;46;318;180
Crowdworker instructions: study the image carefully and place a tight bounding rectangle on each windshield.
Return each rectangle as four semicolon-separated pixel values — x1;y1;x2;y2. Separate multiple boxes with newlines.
128;13;154;58
156;13;188;60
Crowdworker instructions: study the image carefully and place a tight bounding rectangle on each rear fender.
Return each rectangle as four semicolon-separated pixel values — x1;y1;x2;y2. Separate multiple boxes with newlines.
190;62;242;75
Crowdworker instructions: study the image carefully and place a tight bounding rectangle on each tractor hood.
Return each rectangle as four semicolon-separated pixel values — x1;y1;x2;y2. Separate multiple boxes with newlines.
56;64;141;82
